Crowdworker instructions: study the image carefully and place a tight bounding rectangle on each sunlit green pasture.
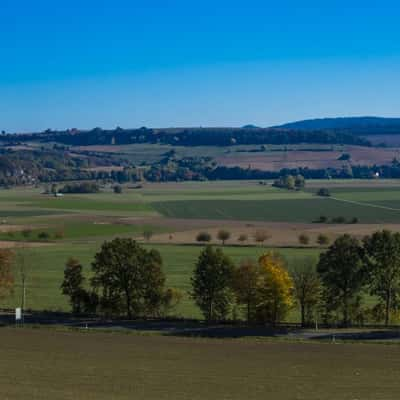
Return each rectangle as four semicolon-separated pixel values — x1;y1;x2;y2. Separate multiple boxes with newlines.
3;243;320;319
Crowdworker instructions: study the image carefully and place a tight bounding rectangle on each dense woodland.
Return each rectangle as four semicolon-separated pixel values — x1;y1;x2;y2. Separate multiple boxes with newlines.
1;126;370;147
278;116;400;135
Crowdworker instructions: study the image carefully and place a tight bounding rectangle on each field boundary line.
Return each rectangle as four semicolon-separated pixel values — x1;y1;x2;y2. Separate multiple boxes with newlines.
330;196;400;212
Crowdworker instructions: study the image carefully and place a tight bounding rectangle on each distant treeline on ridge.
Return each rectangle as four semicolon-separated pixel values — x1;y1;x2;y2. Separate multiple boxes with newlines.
1;126;370;147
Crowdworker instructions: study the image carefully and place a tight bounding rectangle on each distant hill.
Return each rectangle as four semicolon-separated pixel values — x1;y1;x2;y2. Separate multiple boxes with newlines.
1;126;369;147
241;124;260;129
275;117;400;135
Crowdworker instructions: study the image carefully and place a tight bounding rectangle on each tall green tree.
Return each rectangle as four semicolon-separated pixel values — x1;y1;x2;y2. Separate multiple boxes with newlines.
232;259;258;323
317;234;365;327
363;230;400;326
191;246;235;322
292;257;321;327
91;238;165;318
61;257;86;314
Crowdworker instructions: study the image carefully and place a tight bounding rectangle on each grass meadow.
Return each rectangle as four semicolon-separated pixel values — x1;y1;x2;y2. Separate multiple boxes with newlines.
4;243;320;318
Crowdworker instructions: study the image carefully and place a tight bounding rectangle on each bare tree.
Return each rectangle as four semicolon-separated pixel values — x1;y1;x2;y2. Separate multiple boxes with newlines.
14;244;34;323
292;257;321;327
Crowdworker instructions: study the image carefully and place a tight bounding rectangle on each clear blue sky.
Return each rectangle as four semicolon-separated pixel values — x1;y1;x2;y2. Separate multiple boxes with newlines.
1;0;400;132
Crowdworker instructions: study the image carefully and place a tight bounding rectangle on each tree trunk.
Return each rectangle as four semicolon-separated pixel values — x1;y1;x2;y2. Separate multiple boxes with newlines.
208;299;213;323
385;288;391;327
343;293;349;327
301;303;305;327
125;289;132;319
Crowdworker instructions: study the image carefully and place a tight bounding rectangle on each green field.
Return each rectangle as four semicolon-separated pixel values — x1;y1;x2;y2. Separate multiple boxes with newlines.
4;243;320;318
153;197;400;223
1;180;400;318
2;181;400;224
0;328;399;400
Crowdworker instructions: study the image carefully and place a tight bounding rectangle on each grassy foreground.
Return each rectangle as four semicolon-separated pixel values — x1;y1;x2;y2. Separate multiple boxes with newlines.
0;327;399;400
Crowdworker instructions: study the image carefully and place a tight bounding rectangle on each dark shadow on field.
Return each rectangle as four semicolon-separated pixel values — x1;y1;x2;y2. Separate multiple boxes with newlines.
0;310;292;338
309;329;400;342
1;310;400;341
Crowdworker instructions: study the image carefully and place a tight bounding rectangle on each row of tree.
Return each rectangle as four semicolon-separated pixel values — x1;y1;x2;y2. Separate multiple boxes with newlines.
1;231;398;328
196;230;330;246
193;231;400;327
59;231;400;327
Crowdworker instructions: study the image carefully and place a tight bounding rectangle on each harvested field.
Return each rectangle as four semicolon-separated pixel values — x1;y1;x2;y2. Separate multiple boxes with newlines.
216;146;400;171
0;328;399;400
0;240;53;248
148;219;400;246
361;134;400;146
85;165;124;172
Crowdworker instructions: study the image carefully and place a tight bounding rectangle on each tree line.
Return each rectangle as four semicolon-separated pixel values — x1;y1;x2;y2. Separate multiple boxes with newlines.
1;231;400;328
58;232;400;327
191;231;400;327
1;126;371;147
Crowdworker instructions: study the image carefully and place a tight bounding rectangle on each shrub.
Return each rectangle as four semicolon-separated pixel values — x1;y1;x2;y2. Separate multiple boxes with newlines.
238;234;248;243
196;231;212;243
332;216;346;224
298;233;310;245
54;230;65;239
60;182;100;194
38;231;50;240
317;188;331;197
21;229;32;239
317;234;330;246
113;185;123;194
338;153;351;161
315;215;328;223
253;230;271;245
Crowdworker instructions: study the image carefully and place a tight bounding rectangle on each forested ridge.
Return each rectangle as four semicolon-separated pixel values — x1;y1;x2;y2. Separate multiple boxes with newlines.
0;126;370;147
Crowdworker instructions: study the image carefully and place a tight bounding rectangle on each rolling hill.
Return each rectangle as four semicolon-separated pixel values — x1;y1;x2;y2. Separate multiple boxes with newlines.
275;116;400;135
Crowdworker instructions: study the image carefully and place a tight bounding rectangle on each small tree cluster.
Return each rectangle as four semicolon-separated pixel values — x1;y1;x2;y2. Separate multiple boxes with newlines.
61;238;182;318
273;174;305;190
317;231;400;327
191;247;294;325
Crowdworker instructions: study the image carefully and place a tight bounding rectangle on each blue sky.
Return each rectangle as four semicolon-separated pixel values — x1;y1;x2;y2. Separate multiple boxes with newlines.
1;0;400;131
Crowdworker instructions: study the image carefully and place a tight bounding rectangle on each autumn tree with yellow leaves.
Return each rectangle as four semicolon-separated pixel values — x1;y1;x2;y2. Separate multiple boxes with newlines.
255;252;294;325
0;249;14;302
233;251;294;325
